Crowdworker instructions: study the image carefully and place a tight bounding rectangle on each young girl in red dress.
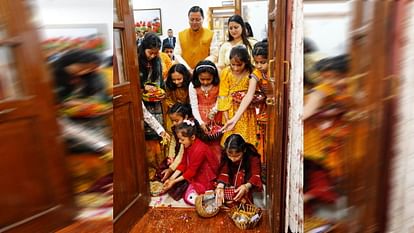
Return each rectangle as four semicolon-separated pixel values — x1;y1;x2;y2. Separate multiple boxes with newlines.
162;120;220;205
215;134;263;206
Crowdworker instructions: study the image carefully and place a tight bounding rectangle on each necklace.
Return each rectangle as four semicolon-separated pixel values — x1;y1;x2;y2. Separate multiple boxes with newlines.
233;158;243;187
200;85;212;97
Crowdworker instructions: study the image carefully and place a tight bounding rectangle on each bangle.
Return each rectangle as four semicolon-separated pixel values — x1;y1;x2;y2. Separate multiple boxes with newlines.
216;186;224;189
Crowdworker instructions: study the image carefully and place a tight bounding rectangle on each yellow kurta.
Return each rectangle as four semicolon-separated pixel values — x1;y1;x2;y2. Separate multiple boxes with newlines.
218;67;260;146
178;28;213;69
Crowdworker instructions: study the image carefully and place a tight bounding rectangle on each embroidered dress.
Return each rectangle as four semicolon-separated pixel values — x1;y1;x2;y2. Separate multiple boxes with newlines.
176;138;220;195
217;155;263;202
217;67;260;146
197;85;220;123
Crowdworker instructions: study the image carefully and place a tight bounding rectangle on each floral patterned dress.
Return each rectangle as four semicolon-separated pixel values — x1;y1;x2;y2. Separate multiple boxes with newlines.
217;67;261;146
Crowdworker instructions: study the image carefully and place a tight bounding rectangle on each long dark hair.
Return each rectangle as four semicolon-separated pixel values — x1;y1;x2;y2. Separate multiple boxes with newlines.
168;103;213;142
229;46;254;74
52;49;104;102
227;15;252;54
252;40;268;59
168;102;193;119
175;120;198;138
220;134;261;183
245;22;254;37
138;32;162;84
192;60;220;88
165;64;191;90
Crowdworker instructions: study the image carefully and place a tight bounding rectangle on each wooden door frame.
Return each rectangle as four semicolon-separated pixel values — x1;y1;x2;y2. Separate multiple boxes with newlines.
113;0;150;232
348;1;398;232
267;0;294;232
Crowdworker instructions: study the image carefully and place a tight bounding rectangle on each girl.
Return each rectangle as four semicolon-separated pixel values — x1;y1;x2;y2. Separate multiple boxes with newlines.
252;40;269;91
163;64;191;132
162;120;220;204
304;54;351;183
157;103;192;184
189;60;221;133
218;45;261;146
215;134;263;206
252;40;269;162
138;32;166;180
217;14;256;71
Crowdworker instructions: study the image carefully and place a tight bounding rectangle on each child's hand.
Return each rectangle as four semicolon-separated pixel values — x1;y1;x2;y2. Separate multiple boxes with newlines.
200;123;209;134
160;131;171;143
208;109;217;120
215;187;224;207
161;168;174;182
162;179;175;192
233;184;249;201
221;118;237;132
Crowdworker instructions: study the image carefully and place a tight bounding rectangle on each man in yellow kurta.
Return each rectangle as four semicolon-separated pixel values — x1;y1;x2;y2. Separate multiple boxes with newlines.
174;6;218;72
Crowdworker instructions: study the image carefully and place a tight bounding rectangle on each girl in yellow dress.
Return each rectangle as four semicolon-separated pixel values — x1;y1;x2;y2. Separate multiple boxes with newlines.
304;54;352;178
218;45;261;147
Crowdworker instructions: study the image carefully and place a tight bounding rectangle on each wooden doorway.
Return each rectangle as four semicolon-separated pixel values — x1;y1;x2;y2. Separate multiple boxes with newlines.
113;0;151;232
113;0;294;232
0;0;75;232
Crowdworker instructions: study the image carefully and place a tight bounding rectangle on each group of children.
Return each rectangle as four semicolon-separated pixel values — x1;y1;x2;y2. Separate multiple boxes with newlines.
138;31;269;206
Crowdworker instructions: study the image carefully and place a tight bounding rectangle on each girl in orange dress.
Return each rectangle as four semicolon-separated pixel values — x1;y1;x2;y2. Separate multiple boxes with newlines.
252;40;269;162
189;60;222;160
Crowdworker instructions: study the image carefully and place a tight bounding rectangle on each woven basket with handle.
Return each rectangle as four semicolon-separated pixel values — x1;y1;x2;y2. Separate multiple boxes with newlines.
195;191;220;218
229;202;262;230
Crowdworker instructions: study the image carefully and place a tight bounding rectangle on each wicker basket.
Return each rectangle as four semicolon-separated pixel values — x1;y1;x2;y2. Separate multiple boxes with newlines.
195;191;220;218
229;202;262;230
150;181;164;196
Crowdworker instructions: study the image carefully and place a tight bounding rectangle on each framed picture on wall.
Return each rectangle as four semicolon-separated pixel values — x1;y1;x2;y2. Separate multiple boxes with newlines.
133;8;162;35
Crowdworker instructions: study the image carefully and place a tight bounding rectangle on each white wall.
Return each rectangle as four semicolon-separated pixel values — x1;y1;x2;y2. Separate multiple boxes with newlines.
242;1;268;41
286;0;304;231
32;0;112;56
388;3;414;233
304;2;352;56
132;0;223;40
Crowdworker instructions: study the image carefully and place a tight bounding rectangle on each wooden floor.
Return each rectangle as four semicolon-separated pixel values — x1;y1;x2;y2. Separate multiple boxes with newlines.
56;219;112;233
130;207;270;233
